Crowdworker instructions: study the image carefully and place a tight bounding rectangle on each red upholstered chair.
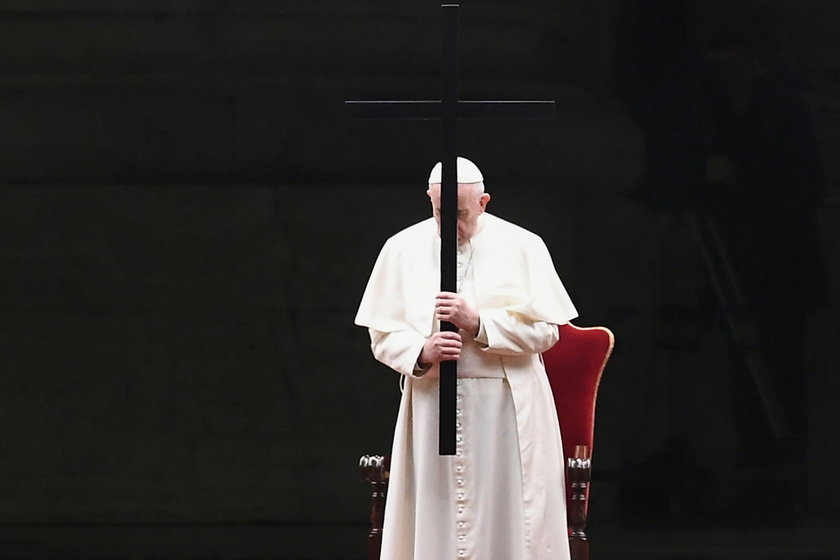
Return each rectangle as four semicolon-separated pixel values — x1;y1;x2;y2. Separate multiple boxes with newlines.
360;323;614;560
542;323;614;560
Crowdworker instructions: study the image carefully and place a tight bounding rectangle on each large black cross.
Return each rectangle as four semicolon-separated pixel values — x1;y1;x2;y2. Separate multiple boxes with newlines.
348;3;554;455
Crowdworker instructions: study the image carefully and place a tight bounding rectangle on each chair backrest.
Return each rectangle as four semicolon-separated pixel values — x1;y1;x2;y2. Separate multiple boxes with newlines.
542;323;614;514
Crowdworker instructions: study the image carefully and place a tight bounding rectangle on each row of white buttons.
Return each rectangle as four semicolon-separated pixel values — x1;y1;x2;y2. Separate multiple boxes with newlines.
455;381;469;558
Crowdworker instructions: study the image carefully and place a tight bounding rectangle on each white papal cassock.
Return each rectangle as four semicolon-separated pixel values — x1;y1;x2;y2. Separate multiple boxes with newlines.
355;213;578;560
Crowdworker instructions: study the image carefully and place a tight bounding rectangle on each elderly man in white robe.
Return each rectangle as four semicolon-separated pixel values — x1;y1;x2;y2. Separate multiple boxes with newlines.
355;157;578;560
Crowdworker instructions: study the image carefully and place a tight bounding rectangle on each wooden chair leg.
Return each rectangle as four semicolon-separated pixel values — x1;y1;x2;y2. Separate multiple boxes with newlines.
567;445;591;560
360;455;389;560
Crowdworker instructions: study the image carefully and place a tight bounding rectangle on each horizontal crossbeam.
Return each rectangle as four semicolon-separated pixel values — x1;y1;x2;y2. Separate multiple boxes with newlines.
345;100;555;120
459;100;555;119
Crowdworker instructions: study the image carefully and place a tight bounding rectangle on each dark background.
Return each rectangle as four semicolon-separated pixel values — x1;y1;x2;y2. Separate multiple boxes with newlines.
0;1;837;558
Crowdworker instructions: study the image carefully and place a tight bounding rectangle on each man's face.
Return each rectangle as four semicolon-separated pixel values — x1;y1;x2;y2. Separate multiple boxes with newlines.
427;182;491;243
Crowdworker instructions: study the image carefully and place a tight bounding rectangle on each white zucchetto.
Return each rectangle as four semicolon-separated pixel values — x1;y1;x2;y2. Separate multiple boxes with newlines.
427;157;483;184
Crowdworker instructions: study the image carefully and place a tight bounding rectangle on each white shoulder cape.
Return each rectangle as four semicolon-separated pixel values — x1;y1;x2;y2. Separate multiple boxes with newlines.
355;213;577;335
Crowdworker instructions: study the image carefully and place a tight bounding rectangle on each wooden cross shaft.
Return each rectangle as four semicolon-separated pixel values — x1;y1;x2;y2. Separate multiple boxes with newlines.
347;4;554;455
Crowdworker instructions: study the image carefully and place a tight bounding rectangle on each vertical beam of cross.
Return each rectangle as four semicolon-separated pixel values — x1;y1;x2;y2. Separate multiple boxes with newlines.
347;4;555;455
438;3;460;456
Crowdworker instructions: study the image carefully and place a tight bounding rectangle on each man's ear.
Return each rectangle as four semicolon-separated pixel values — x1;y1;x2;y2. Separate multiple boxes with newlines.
479;192;491;209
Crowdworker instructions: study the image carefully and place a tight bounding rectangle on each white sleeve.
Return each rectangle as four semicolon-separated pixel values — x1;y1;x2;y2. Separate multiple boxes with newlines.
369;329;429;377
474;310;560;356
